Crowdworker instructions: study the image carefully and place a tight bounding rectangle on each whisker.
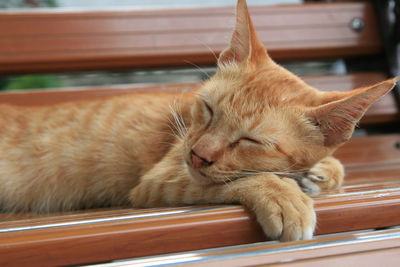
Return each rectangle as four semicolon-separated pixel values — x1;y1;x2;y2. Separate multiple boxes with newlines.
168;100;188;139
183;60;212;80
192;37;219;62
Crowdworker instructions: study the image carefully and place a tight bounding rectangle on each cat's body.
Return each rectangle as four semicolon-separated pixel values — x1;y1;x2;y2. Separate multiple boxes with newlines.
0;0;396;241
0;93;184;211
0;63;337;212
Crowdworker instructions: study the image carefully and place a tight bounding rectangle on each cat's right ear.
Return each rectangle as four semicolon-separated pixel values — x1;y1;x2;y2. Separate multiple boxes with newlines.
218;0;269;66
309;77;397;147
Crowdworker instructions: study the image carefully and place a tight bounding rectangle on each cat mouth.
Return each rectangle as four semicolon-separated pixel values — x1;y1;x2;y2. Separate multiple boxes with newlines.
186;164;250;185
185;159;254;184
187;166;214;184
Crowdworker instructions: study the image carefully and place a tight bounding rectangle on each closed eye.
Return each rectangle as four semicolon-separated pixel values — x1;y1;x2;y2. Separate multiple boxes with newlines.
200;99;213;127
202;100;213;117
229;137;262;149
240;137;262;145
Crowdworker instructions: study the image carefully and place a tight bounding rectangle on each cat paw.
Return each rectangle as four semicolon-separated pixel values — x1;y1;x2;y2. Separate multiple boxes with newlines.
289;157;345;196
254;178;316;241
307;157;344;192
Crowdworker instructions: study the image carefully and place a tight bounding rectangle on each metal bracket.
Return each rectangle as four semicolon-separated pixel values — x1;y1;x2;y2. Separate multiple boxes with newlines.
373;0;400;110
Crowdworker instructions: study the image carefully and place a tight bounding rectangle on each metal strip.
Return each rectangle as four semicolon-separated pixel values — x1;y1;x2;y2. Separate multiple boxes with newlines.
0;205;233;233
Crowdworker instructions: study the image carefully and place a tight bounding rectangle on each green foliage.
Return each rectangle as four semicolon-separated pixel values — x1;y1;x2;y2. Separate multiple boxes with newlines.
0;0;58;8
0;78;9;90
2;75;61;90
41;0;58;7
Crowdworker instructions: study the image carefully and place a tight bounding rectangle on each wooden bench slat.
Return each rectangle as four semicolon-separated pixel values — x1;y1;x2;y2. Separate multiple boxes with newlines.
0;72;397;125
0;73;387;106
0;2;381;74
0;82;200;106
1;181;399;230
345;168;400;185
334;134;400;172
1;176;399;228
112;227;400;267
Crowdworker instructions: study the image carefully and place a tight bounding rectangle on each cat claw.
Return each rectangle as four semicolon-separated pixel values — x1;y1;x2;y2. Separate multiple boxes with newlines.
307;174;327;182
297;177;321;197
275;172;323;196
284;172;322;197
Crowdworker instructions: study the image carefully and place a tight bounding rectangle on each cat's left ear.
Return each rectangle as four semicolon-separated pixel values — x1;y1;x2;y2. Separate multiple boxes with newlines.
218;0;269;66
309;77;398;147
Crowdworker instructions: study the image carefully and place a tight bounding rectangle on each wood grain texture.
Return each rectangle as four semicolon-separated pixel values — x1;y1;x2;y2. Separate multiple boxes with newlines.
0;2;381;74
0;134;399;266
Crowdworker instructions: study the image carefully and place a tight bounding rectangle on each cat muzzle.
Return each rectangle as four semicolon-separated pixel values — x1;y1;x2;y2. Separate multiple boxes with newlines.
187;166;213;184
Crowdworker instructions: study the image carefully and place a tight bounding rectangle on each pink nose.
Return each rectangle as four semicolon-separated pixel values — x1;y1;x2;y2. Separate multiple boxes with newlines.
191;149;213;169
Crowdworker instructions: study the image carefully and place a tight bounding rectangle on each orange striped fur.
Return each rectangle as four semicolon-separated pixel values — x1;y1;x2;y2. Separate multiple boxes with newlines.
0;0;396;241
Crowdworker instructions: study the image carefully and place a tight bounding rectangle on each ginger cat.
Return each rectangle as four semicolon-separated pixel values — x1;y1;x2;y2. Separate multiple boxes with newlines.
0;0;397;241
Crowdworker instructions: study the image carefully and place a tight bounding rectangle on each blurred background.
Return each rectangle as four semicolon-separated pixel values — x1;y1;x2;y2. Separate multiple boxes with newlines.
0;0;349;92
1;0;300;9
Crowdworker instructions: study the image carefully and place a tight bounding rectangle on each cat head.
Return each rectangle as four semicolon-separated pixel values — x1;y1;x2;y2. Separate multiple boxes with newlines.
183;0;397;184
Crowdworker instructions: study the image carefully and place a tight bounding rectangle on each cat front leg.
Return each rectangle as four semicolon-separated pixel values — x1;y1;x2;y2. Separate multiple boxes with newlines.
130;166;316;241
219;175;316;241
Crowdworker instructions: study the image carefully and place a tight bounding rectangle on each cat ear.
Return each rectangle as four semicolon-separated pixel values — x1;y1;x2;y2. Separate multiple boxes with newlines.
309;77;398;147
218;0;268;65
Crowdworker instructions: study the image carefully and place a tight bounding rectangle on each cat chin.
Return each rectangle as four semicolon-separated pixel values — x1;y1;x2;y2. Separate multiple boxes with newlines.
187;166;214;185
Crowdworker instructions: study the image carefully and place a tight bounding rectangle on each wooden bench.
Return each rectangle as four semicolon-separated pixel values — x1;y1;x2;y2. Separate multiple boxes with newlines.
0;1;399;266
